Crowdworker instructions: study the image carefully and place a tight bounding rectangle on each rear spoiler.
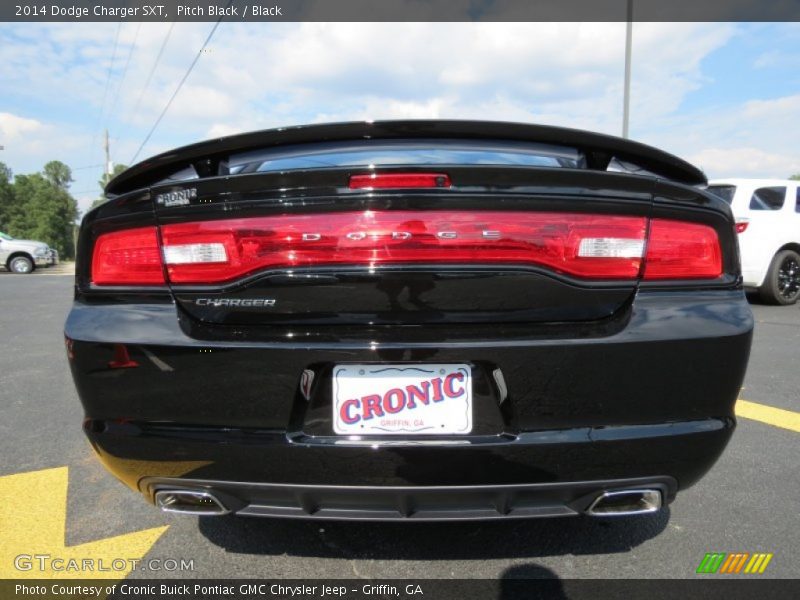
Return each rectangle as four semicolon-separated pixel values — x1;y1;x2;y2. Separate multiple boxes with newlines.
106;120;706;196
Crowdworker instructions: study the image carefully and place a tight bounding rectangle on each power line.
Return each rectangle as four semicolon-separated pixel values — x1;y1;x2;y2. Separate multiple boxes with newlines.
107;21;143;135
71;164;104;170
130;5;232;165
127;22;176;131
92;22;122;149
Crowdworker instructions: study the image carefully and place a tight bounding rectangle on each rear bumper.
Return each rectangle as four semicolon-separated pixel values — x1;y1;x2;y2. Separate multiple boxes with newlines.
87;417;722;519
68;289;752;517
142;476;677;521
85;416;732;490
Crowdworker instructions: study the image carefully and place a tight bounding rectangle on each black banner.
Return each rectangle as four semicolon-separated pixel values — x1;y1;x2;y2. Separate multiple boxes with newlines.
3;0;800;23
4;579;800;600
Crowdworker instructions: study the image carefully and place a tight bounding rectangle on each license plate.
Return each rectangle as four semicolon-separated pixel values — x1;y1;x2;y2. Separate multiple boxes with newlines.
332;364;472;435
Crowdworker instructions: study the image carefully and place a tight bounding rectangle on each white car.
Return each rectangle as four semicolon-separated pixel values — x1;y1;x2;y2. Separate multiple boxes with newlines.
707;179;800;304
0;231;57;274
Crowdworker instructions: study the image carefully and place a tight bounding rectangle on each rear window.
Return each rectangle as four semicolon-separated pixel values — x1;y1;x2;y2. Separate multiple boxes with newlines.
154;139;584;186
232;139;581;173
796;187;800;213
706;185;736;203
749;186;786;211
152;138;671;187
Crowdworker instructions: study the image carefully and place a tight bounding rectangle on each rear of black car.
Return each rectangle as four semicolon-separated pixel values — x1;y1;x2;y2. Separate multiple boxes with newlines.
65;121;752;520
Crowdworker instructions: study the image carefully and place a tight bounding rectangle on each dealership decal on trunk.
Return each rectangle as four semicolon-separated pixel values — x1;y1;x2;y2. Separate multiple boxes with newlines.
155;188;197;207
332;364;472;435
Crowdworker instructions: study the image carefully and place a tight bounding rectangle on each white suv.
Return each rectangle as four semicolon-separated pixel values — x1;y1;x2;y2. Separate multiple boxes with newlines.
707;179;800;305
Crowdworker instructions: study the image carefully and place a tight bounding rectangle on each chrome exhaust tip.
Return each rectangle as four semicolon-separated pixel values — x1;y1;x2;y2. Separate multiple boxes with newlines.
586;489;662;517
154;489;229;516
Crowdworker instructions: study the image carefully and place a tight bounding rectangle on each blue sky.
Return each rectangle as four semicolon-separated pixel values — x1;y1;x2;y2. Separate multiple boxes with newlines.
0;22;798;214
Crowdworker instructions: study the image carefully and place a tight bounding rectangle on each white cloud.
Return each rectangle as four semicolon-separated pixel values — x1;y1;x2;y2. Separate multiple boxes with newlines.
644;91;800;179
139;22;734;146
690;147;799;179
0;112;45;140
0;112;95;159
167;84;237;119
3;21;800;211
0;113;74;159
0;22;737;149
742;94;800;119
206;123;245;138
0;111;115;211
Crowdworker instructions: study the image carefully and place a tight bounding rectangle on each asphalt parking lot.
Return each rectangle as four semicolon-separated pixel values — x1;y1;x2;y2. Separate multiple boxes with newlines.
0;272;797;581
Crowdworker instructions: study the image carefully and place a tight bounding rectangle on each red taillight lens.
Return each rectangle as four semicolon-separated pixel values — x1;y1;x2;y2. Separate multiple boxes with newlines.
90;214;725;286
349;173;452;190
160;211;647;284
91;226;165;285
735;221;749;234
643;219;722;280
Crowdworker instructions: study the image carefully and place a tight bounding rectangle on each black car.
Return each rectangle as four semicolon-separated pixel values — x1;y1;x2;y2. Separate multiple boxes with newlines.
65;121;752;521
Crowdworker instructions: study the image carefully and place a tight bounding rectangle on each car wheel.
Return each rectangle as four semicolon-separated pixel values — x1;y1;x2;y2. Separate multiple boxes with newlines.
759;249;800;305
8;255;34;274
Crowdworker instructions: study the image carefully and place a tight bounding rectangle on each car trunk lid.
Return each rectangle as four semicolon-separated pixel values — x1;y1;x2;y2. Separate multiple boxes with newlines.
151;166;655;326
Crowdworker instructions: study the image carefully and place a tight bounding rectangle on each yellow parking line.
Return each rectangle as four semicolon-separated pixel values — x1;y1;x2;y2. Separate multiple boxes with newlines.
737;399;800;433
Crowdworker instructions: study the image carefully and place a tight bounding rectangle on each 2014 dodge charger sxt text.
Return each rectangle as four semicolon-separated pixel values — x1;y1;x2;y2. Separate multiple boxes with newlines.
65;121;753;520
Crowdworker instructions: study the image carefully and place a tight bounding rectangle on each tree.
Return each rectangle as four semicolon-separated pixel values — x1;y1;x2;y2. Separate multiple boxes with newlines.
43;161;74;190
91;163;128;209
790;173;800;181
98;163;128;190
0;162;13;231
7;165;79;259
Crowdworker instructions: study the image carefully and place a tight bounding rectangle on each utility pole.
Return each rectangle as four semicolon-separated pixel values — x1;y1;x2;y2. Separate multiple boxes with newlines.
622;0;633;139
104;129;112;175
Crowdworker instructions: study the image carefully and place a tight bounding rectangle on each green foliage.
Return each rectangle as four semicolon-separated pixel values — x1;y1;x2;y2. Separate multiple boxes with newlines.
98;163;128;190
91;164;128;209
43;161;74;190
790;173;800;181
1;161;79;259
0;162;14;231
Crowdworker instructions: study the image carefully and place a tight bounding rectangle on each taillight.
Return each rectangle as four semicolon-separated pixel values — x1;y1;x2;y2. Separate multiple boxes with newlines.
735;220;749;234
349;173;452;189
643;219;722;280
89;213;725;286
91;226;165;285
160;211;647;284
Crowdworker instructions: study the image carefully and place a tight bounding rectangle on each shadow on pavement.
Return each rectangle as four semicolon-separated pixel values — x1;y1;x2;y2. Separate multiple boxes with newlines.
198;509;670;560
499;564;566;599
